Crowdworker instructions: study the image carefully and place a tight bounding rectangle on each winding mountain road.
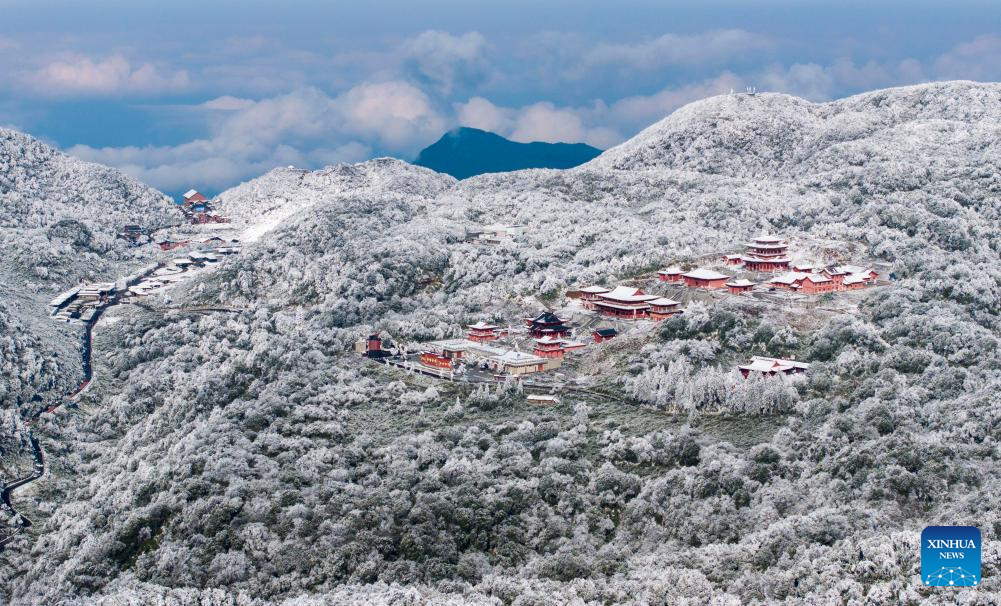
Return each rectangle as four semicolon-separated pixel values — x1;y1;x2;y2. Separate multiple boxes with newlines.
0;434;44;550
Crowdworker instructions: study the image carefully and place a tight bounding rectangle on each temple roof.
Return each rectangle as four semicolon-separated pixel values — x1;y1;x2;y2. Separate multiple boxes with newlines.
600;285;659;302
529;311;565;325
468;321;499;330
682;268;731;281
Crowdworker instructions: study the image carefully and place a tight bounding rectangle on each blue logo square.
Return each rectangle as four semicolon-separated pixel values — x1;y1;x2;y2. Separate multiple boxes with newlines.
921;526;981;587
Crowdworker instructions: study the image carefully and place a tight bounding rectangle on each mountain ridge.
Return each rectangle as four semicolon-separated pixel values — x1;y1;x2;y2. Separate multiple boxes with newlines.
588;80;1001;177
413;126;602;179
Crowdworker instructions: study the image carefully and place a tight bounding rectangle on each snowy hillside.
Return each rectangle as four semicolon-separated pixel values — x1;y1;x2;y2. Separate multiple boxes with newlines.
0;128;179;410
591;81;1001;183
214;159;455;241
3;82;1001;604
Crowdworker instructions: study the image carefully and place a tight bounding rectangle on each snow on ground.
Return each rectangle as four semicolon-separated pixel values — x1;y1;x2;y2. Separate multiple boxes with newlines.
241;198;308;242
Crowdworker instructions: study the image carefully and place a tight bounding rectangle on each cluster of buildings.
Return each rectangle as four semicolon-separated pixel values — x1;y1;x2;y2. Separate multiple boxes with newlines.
419;312;590;376
49;242;240;323
179;190;230;225
360;304;629;379
657;235;879;295
49;283;116;323
418;337;564;377
126;248;235;298
358;320;815;388
768;265;879;294
155;236;241;254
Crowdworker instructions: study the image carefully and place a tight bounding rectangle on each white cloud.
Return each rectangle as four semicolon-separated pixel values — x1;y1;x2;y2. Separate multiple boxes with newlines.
756;57;929;102
453;97;616;147
66;82;443;192
510;102;587;144
455;96;514;133
572;30;773;77
608;73;745;132
455;74;745;149
335;80;446;148
24;54;189;96
37;28;1001;195
401;30;489;93
201;96;256;111
933;34;1001;82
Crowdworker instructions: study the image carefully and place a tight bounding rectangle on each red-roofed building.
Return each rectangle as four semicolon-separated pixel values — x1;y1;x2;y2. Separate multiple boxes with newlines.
594;286;659;319
681;268;731;289
740;235;791;272
593;327;618;343
649;297;682;320
467;321;502;342
769;272;836;294
579;285;611;310
533;336;566;358
657;267;684;282
182;189;207;204
726;279;755;294
420;352;453;369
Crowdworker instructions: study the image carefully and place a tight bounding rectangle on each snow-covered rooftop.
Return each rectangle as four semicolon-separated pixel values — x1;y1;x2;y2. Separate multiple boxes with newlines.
682;268;731;281
842;273;872;285
468;321;499;330
491;350;544;365
828;265;870;275
739;356;811;373
600;285;659;302
770;272;830;285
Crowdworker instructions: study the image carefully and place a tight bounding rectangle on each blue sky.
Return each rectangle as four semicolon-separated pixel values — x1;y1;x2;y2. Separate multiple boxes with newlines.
3;0;1001;196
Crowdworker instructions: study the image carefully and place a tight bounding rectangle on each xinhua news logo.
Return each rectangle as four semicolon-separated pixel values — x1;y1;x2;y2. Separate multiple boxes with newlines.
921;526;981;587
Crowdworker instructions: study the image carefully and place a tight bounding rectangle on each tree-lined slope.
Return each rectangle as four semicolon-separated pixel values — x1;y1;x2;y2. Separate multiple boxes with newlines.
1;82;1000;604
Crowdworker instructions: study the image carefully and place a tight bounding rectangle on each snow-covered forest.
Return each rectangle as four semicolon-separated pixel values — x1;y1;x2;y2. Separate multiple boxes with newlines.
1;81;1000;604
0;128;179;412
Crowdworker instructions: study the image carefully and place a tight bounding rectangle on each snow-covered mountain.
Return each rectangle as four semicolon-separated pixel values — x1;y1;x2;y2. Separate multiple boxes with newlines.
3;82;1001;604
214;159;455;241
0;128;178;410
591;81;1001;181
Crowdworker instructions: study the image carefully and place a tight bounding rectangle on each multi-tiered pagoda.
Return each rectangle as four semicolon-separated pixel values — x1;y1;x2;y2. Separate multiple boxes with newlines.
741;235;791;272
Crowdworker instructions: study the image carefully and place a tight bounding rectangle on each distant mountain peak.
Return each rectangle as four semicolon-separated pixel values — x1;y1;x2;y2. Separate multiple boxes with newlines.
414;127;601;179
